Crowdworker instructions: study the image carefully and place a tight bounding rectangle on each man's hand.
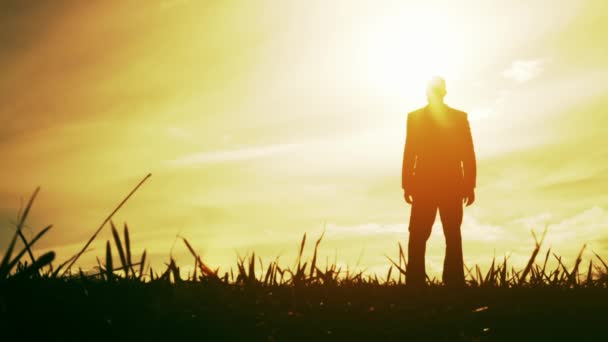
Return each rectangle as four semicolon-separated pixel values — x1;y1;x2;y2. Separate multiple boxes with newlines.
463;188;475;207
404;189;413;204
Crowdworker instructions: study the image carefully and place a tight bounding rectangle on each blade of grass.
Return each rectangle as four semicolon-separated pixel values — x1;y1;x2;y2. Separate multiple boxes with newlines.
52;253;79;278
568;244;586;286
295;233;306;270
5;225;52;276
0;229;20;279
310;230;325;278
248;252;256;283
111;221;128;277
181;237;217;278
139;250;147;280
105;240;114;281
519;228;547;284
62;173;151;276
385;255;407;278
586;260;594;285
86;262;142;278
539;247;552;282
386;265;393;284
124;223;133;275
14;251;55;280
1;188;40;277
15;187;40;264
592;250;608;274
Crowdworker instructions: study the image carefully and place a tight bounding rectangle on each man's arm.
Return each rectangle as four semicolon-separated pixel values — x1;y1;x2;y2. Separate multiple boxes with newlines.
402;113;416;203
462;113;476;205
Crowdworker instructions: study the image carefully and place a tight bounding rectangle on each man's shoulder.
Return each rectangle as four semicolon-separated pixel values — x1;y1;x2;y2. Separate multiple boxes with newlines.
407;107;426;118
447;106;468;118
407;105;468;120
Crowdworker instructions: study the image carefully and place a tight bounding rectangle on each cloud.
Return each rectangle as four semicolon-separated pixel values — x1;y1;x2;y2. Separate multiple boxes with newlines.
323;206;608;263
512;212;554;230
167;143;301;166
325;215;506;242
325;223;407;237
461;215;506;242
502;59;545;83
543;207;608;248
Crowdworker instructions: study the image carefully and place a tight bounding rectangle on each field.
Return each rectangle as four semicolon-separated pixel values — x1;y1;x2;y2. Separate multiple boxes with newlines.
2;186;608;341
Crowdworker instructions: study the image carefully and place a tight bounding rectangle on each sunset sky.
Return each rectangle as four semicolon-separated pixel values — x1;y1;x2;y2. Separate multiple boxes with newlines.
1;0;608;276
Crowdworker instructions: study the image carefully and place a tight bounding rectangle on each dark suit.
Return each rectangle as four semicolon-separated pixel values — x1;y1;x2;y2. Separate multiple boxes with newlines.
402;105;476;286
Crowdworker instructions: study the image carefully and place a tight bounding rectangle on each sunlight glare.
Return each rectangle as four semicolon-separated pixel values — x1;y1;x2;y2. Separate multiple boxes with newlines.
357;10;463;105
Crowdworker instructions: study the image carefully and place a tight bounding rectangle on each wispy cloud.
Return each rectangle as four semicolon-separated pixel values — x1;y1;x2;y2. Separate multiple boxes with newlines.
325;216;506;242
543;207;608;248
167;143;301;166
461;215;506;242
503;59;546;83
325;223;407;237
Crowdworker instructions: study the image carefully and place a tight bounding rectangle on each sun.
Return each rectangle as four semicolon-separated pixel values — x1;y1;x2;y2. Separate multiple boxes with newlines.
355;10;464;105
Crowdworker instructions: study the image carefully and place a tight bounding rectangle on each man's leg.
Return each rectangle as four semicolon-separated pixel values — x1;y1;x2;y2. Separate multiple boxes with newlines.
438;196;465;287
406;197;437;287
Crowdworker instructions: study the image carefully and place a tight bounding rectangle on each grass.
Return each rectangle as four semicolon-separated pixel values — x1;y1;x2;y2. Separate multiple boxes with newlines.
2;182;608;341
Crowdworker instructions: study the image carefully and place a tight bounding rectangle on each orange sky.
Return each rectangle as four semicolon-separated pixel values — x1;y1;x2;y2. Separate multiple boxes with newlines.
1;0;608;276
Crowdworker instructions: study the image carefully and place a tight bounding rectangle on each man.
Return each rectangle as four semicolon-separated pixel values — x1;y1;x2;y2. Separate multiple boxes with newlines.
401;77;476;287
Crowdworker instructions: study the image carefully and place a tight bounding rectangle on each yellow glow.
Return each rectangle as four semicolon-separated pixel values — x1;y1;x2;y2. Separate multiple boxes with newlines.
1;0;608;277
356;9;463;103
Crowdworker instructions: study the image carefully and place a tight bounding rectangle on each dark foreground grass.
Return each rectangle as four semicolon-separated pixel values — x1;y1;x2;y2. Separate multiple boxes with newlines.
2;183;608;341
3;279;608;341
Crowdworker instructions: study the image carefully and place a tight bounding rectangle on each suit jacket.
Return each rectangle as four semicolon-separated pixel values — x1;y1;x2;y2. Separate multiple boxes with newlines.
402;105;476;197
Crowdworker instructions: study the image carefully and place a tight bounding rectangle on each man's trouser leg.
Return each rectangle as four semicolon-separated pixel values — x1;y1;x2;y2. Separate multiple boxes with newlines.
407;198;437;287
439;196;465;287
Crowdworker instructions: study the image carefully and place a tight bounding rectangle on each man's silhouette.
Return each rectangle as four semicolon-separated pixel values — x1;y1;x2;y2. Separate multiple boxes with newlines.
402;77;476;287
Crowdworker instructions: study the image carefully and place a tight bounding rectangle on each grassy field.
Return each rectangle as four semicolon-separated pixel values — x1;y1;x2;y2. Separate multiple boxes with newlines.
2;186;608;341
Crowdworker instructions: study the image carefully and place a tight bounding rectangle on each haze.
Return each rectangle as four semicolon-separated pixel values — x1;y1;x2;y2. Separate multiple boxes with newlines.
1;0;608;275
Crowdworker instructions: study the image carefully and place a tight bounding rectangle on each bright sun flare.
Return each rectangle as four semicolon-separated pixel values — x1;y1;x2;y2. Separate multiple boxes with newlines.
358;10;463;103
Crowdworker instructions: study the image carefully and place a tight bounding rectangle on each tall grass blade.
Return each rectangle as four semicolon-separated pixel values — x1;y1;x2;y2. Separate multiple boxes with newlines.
500;256;508;287
248;252;256;283
52;253;78;278
139;249;147;280
14;251;55;279
295;233;306;270
15;187;40;264
111;221;128;277
484;257;496;286
586;260;593;285
181;237;217;278
124;223;133;274
385;255;407;278
310;230;325;278
592;251;608;273
519;228;547;284
0;226;20;279
1;188;40;277
540;247;552;282
400;242;408;284
105;240;114;281
5;225;53;276
169;258;180;283
569;244;586;286
264;264;273;285
62;173;152;276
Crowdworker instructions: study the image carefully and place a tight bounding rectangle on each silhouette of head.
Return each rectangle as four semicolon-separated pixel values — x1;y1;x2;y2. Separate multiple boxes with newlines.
426;76;447;104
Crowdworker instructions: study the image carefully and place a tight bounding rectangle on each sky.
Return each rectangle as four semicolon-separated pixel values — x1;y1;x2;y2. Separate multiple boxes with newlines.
1;0;608;276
